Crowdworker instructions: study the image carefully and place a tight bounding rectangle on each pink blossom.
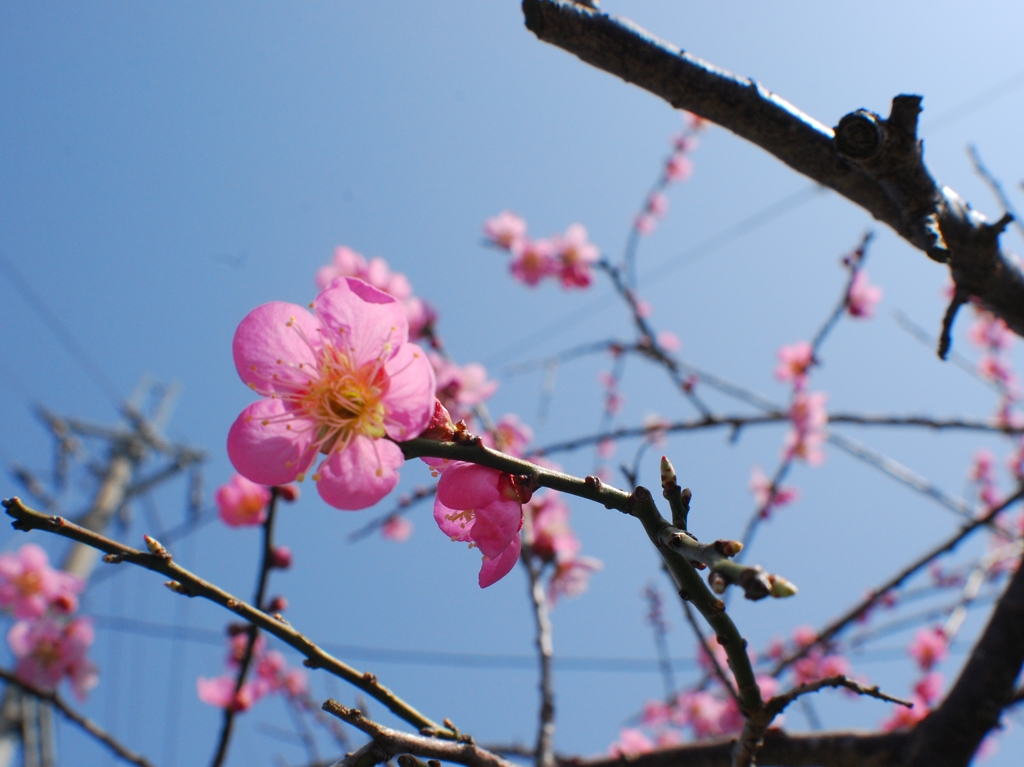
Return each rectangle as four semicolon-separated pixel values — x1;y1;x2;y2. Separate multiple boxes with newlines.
0;545;83;620
642;414;671;446
646;192;669;217
430;354;498;423
433;462;524;588
969;450;996;483
793;649;850;686
881;696;930;731
792;625;818;648
553;224;599;289
775;341;814;384
634;214;657;236
197;676;262;712
270;546;292;570
227;276;435;511
968;312;1014;351
527;491;578;563
608;728;654;757
672;133;699;152
846;270;882;318
509;238;557;286
979;354;1017;388
657;331;681;352
749;466;800;515
483;211;527;250
8;617;97;700
314;247;434;341
548;556;602;604
665;153;693;182
641;699;672;727
215;474;271;527
480;413;534;457
381;515;413;542
596;438;616;459
674;690;727;737
914;672;944;706
785;391;828;465
908;628;948;671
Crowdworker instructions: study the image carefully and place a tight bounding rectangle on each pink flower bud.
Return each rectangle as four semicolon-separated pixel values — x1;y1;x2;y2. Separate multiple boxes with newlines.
270;546;292;570
266;596;288;613
276;484;300;503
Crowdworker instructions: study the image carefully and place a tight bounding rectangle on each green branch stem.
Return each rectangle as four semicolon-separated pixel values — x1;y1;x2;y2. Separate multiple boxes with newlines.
1;497;451;739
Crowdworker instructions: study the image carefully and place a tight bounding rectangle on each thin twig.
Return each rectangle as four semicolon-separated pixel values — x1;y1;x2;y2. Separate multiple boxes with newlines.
322;701;514;767
2;497;452;739
210;487;281;767
771;484;1024;676
521;549;555;767
0;667;157;767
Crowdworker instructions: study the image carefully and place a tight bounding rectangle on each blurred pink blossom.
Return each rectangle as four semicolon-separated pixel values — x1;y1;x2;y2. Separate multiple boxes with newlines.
8;617;97;700
665;154;693;182
914;672;944;706
775;341;814;385
509;238;557;286
0;544;83;620
846;270;882;318
480;413;534;457
656;331;681;352
749;466;800;516
483;211;527;250
553;224;599;289
608;728;654;757
381;516;413;542
549;557;603;604
215;474;271;528
430;354;498;424
908;628;948;671
881;696;930;731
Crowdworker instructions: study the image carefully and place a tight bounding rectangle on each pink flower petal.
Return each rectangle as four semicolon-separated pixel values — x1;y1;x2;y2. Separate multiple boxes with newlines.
227;399;317;486
233;302;322;394
316;435;404;510
471;499;524;558
479;534;521;588
433;498;475;542
436;463;501;509
315;277;408;369
381;344;436;441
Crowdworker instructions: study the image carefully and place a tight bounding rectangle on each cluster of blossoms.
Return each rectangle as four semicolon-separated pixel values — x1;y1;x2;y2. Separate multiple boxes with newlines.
483;213;600;289
316;245;437;343
773;340;828;466
0;544;96;699
880;627;947;731
524;490;602;604
610;637;781;754
633;113;705;236
198;630;307;713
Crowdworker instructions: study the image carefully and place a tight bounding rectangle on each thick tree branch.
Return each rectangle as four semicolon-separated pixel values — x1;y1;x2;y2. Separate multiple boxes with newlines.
1;497;451;739
904;548;1024;765
567;729;909;767
521;0;1024;343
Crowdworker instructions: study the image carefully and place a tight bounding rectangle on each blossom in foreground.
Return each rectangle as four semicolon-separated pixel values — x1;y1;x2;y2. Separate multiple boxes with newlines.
846;270;882;318
433;462;523;588
0;544;83;620
775;341;814;385
8;617;97;700
215;474;271;527
228;276;435;511
554;224;599;288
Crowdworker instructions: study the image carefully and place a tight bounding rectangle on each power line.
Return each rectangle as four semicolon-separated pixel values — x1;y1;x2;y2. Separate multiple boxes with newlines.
924;65;1024;134
0;250;122;407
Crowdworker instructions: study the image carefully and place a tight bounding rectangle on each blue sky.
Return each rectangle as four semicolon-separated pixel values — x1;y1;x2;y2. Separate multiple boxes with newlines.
2;1;1024;765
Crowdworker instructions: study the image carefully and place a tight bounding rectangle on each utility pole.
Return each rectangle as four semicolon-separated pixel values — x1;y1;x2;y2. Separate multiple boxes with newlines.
0;380;205;767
